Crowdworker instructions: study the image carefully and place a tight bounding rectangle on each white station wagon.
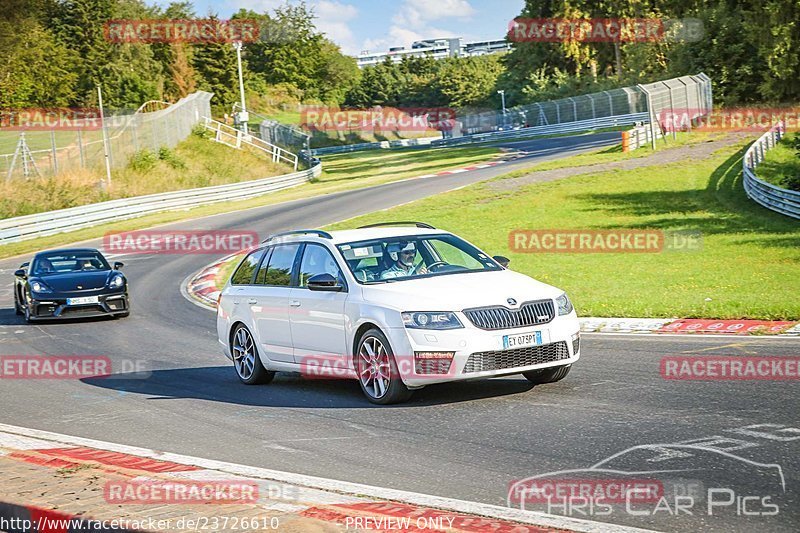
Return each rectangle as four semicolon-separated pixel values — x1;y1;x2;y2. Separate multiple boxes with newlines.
217;223;580;404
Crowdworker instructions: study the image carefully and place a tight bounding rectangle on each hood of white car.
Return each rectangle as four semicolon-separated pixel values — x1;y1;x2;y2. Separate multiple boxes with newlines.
359;269;564;312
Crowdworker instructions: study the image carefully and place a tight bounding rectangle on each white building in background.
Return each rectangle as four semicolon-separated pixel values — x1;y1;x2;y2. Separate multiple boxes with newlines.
356;37;510;68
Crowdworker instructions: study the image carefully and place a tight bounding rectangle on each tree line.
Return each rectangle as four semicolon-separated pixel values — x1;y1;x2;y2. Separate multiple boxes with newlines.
1;0;798;115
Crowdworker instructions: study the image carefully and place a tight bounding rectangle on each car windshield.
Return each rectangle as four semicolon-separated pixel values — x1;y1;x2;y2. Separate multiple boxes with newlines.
337;233;501;284
31;251;110;276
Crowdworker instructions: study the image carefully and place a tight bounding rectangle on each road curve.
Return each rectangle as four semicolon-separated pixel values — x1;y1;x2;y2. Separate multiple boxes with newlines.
1;132;797;532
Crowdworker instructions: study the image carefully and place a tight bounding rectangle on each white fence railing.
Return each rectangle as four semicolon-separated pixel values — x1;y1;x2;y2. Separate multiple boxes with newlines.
0;163;321;246
202;117;298;170
623;123;664;151
743;122;800;219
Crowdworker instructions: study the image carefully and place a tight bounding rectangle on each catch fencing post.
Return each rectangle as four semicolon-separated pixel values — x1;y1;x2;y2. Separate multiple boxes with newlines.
636;84;657;150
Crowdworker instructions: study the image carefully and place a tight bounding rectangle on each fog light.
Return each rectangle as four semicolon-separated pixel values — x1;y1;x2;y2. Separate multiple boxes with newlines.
571;332;580;355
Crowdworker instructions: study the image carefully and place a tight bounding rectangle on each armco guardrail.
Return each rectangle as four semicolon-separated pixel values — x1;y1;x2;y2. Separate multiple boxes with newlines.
0;163;321;245
743;122;800;220
310;136;440;156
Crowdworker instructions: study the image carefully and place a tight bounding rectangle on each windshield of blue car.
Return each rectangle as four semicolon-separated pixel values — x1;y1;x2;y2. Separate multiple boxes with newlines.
337;234;502;284
31;252;111;276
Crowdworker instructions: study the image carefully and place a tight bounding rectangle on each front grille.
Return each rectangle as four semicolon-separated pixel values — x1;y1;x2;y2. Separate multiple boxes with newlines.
464;299;555;330
463;341;570;373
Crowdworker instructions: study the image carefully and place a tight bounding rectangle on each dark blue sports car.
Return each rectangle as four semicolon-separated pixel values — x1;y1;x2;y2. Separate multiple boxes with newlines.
13;248;129;322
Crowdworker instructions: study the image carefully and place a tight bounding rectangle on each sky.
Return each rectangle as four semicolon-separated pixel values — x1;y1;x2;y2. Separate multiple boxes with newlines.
155;0;525;55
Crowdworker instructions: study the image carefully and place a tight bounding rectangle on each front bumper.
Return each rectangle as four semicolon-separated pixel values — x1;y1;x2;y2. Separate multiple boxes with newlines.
386;314;580;387
27;293;129;320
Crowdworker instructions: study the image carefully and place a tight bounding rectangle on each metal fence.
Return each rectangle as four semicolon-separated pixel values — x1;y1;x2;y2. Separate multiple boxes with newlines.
742;122;800;219
229;103;313;167
1;92;213;180
0;162;322;245
455;73;711;142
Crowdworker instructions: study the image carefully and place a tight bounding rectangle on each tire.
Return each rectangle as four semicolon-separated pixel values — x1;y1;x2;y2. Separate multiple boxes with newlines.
231;324;274;385
523;364;571;385
355;328;413;405
14;290;23;316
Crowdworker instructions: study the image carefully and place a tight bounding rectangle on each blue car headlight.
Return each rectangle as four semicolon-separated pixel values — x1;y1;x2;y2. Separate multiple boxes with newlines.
108;274;125;289
30;281;52;294
556;293;574;315
402;312;463;330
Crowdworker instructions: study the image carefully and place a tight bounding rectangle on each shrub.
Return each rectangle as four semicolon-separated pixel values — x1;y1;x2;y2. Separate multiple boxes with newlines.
158;147;187;169
128;149;158;172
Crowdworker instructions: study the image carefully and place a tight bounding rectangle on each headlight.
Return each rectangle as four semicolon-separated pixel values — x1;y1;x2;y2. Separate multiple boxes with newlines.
402;312;463;330
108;274;125;289
556;293;574;315
30;281;52;293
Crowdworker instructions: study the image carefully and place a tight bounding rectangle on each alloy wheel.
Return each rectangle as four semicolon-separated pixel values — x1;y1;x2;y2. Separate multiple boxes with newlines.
232;326;256;380
358;335;391;400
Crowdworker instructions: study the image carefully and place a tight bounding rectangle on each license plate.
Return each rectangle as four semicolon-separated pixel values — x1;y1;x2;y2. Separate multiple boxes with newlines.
503;331;543;349
67;296;99;306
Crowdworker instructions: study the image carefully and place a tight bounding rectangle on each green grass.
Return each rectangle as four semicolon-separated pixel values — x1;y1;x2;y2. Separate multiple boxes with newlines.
328;139;800;320
755;132;800;191
317;145;499;186
0;144;500;260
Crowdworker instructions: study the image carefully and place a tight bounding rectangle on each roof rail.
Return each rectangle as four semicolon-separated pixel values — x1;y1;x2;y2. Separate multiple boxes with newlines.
262;229;333;243
357;221;436;230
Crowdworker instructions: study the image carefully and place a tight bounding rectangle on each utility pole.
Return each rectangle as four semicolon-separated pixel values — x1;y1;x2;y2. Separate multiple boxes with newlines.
497;89;507;129
233;41;248;135
97;85;112;190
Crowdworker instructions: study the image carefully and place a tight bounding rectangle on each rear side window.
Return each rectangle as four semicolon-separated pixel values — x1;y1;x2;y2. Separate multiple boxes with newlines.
257;244;301;286
230;248;265;285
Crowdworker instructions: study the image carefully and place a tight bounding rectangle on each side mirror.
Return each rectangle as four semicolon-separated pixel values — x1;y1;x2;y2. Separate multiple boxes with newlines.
493;255;510;268
14;269;26;279
307;273;343;292
113;262;124;270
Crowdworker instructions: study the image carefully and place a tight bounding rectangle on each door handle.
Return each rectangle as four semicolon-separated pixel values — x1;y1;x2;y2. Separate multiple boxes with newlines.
248;298;258;304
290;300;301;307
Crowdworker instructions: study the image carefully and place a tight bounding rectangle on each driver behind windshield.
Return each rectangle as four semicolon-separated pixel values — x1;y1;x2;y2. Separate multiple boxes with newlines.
381;241;428;279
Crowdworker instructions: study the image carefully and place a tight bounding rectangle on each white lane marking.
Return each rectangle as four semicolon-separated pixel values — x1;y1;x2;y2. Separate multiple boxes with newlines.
0;423;655;533
0;433;58;450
